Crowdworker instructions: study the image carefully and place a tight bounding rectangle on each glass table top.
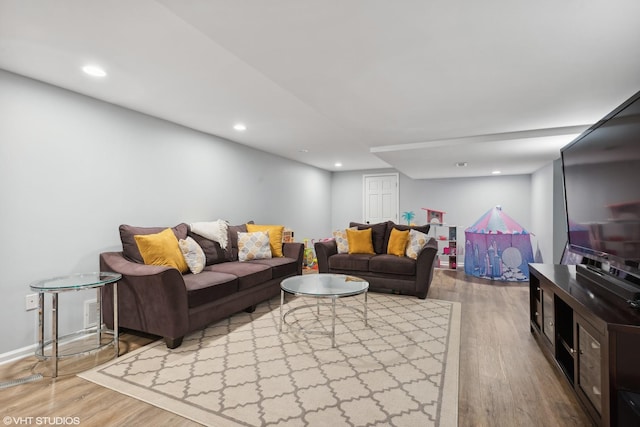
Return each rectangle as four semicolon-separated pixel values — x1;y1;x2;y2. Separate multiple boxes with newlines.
281;273;368;297
30;272;122;292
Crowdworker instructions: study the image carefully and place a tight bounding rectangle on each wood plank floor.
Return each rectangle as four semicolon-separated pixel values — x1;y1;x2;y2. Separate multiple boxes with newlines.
0;270;593;426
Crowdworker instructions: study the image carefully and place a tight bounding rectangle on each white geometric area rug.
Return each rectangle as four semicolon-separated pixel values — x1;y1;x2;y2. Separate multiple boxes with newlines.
80;293;461;427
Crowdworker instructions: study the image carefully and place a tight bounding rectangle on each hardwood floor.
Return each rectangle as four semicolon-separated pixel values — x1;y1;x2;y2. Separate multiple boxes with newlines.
430;269;592;427
0;270;593;426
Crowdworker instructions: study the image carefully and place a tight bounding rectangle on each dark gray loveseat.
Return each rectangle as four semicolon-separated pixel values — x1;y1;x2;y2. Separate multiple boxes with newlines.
100;223;303;348
315;221;438;299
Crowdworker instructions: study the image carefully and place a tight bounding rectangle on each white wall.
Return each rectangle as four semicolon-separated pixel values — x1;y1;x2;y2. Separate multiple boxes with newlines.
0;70;331;356
553;158;568;262
531;162;554;263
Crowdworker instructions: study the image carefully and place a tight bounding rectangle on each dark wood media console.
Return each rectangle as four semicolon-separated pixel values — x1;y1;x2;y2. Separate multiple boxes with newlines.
529;263;640;427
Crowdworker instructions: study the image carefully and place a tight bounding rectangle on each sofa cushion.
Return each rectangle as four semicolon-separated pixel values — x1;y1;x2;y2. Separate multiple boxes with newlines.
225;222;253;261
206;261;273;291
328;253;374;272
187;230;227;266
183;271;238;308
134;228;189;273
246;224;285;257
383;222;430;254
369;254;416;276
250;257;298;279
120;223;188;263
349;221;390;254
346;228;375;254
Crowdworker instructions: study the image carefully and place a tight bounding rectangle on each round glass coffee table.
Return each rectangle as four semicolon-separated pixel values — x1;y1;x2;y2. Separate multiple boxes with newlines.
280;273;369;347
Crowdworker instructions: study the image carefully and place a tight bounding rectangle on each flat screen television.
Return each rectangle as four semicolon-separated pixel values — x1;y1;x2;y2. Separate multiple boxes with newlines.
561;89;640;301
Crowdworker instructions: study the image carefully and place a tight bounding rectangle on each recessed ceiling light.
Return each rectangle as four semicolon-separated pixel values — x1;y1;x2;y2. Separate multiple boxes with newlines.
233;123;247;131
491;170;502;175
334;162;343;168
82;65;107;77
455;162;468;167
299;149;309;153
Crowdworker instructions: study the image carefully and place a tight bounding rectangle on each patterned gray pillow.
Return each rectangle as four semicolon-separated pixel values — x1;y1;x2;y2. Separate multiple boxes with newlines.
237;231;272;261
178;237;205;274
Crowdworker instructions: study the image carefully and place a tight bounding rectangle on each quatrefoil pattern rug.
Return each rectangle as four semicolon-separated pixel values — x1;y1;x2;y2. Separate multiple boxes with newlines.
80;293;460;427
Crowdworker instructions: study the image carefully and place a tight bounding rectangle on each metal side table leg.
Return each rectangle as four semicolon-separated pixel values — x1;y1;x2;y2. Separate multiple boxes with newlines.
113;282;119;358
37;293;44;361
52;293;58;378
96;287;102;347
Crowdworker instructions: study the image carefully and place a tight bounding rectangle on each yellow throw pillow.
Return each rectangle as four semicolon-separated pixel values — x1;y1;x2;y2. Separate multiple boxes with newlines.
387;228;410;256
246;224;285;257
346;228;375;254
134;228;189;273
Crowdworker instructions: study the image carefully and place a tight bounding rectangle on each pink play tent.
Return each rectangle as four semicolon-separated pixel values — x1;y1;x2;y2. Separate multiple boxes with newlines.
464;206;534;281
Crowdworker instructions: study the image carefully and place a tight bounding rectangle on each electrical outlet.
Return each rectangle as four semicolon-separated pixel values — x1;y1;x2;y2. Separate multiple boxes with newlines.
25;294;39;311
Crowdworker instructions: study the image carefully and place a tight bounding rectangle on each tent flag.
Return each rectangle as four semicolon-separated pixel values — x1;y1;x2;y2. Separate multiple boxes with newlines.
464;206;534;281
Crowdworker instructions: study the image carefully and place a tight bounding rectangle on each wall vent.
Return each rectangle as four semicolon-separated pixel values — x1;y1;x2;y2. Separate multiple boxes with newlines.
84;299;98;329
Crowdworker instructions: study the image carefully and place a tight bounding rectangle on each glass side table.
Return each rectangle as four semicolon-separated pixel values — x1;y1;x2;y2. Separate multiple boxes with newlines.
29;272;121;378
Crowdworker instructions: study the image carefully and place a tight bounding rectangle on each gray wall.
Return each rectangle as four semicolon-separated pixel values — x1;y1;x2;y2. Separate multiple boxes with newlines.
0;70;331;356
331;169;535;254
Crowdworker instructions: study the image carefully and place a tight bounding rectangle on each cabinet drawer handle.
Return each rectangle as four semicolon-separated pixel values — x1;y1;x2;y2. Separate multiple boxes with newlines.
549;322;554;326
535;312;539;316
593;386;601;396
570;348;576;354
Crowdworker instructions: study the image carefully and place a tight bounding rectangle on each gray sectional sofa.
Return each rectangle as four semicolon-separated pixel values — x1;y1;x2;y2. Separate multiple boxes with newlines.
314;221;438;299
100;222;303;348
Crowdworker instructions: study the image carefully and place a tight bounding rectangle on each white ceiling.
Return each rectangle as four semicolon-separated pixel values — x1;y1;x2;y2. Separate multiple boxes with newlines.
1;0;639;178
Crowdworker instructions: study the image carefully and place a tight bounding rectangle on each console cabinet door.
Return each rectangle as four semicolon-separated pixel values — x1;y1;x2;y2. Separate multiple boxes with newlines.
577;317;603;417
542;288;555;346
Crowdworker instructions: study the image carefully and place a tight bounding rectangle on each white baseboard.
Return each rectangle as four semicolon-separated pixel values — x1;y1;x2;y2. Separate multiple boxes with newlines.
0;343;37;366
0;327;105;366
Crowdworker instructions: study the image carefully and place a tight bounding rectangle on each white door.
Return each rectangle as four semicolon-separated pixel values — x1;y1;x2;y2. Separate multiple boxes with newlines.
363;173;399;224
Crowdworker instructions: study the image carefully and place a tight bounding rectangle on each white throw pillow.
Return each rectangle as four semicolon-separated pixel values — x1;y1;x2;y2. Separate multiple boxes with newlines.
178;236;206;274
237;231;272;262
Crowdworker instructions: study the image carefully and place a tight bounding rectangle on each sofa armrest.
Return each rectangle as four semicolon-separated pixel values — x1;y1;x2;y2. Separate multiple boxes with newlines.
415;238;439;299
99;252;190;342
314;240;337;273
283;242;305;275
100;251;176;276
